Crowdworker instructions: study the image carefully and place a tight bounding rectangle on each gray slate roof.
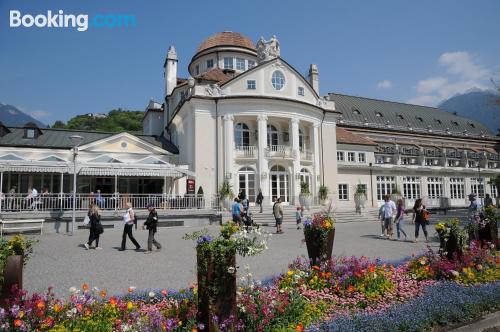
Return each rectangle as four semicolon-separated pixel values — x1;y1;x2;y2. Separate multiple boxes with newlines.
328;93;494;138
0;126;179;154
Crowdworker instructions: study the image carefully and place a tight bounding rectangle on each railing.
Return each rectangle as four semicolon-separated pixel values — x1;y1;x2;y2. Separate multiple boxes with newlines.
235;145;256;158
0;193;220;212
265;145;292;158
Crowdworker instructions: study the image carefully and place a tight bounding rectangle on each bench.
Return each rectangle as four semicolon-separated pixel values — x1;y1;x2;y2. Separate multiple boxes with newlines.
0;219;45;238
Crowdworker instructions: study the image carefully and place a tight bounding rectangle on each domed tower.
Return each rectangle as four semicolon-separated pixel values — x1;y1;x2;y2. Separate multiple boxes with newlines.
188;31;257;76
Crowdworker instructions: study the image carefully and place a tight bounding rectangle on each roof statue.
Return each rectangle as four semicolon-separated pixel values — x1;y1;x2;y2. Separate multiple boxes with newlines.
256;35;280;63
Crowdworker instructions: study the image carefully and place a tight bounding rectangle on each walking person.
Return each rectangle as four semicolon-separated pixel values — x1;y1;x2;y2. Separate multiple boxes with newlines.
394;199;407;241
295;206;302;230
273;197;284;234
378;195;396;239
412;198;429;243
84;204;103;250
231;198;242;225
256;189;264;213
143;203;162;254
119;202;141;251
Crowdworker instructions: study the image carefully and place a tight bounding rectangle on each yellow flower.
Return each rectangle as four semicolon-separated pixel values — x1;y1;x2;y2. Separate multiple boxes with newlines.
287;270;294;276
178;321;182;326
127;302;133;310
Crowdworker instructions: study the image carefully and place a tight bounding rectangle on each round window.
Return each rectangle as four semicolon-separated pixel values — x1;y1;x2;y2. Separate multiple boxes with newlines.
271;71;285;90
121;141;128;148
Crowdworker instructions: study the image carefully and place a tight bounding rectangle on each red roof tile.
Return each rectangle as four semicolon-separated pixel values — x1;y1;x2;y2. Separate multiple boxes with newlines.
195;68;232;84
197;32;255;53
336;127;377;146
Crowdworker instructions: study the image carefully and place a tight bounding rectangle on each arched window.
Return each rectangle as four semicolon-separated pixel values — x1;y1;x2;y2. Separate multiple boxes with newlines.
234;123;250;147
270;165;286;172
270;165;288;203
267;125;279;147
299;168;311;193
238;166;256;202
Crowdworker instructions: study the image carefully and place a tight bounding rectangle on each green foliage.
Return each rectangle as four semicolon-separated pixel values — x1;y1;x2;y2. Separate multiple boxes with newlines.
300;181;310;195
0;234;37;288
218;179;233;199
318;185;328;201
51;109;143;133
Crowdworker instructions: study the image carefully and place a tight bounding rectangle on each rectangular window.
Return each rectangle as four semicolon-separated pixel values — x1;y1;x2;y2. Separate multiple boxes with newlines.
449;177;465;200
195;64;200;75
376;176;396;201
348;152;355;162
206;59;214;69
468;160;477;168
488;162;497;169
403;176;421;200
223;57;233;69
338;184;348;200
337;151;344;161
425;158;433;166
358;153;366;163
401;157;410;165
427;177;442;199
236;58;245;70
247;80;256;90
248;60;255;69
26;129;35;138
492;184;498;198
470;178;484;198
375;155;384;164
298;87;304;96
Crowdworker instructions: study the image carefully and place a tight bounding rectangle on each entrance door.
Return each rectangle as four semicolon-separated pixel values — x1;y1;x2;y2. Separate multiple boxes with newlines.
238;167;256;204
270;165;289;204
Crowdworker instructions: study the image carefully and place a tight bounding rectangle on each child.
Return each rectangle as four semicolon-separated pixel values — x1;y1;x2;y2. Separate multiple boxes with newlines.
296;207;302;230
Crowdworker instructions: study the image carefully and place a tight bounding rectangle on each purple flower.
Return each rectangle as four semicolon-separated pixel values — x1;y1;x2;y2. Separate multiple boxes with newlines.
197;235;213;244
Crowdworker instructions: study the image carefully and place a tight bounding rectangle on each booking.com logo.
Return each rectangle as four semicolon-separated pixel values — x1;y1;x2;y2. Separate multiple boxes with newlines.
9;10;136;32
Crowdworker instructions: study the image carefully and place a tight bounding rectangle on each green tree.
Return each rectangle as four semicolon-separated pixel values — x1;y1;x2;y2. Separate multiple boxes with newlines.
51;109;144;133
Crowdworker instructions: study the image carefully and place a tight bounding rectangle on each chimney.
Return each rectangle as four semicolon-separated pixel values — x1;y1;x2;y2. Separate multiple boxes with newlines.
164;45;178;98
308;64;319;95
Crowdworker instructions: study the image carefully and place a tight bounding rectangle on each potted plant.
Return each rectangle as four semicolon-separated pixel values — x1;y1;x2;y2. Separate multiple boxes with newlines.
299;181;311;211
354;183;367;214
303;207;335;266
218;179;233;211
435;219;466;260
318;185;329;206
183;222;270;331
0;234;36;307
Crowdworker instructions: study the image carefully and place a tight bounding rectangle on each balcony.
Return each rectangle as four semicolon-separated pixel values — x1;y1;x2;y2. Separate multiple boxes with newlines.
235;145;256;158
265;145;292;158
300;149;313;161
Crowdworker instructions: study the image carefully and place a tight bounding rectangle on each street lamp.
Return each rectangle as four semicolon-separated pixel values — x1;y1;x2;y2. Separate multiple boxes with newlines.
369;162;374;207
70;135;83;235
477;164;483;207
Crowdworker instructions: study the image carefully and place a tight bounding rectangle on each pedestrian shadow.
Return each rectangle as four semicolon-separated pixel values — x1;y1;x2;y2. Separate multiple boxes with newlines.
360;234;386;240
112;246;146;252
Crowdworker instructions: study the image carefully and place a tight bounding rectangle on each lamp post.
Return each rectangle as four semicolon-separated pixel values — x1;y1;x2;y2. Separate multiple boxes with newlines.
369;162;374;207
70;135;83;235
477;164;483;207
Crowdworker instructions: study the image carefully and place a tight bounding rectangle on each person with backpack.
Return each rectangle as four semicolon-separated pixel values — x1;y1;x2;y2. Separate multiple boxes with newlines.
256;189;264;213
273;197;284;234
84;204;103;250
412;198;429;243
143;203;161;254
119;202;141;251
394;199;407;241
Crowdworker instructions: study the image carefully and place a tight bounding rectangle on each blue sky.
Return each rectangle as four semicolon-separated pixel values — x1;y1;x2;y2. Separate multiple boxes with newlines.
1;0;499;125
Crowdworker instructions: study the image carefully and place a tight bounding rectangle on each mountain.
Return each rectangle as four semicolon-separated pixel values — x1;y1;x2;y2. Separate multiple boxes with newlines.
0;102;46;127
438;90;500;135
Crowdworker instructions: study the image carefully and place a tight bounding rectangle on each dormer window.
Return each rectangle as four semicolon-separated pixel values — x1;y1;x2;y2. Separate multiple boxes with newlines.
223;57;233;69
468;123;475;128
236;58;245;70
352;108;361;115
26;129;35;138
206;59;214;69
397;114;404;120
435;119;442;125
416;117;424;122
195;64;200;75
375;112;383;117
452;121;459;126
23;122;41;139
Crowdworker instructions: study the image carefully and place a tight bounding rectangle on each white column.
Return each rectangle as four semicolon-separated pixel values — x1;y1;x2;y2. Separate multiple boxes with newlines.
312;124;321;198
257;114;269;205
223;114;235;180
290;118;301;205
0;171;3;213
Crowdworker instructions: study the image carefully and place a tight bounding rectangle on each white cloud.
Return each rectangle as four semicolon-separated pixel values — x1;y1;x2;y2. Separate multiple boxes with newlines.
30;110;51;119
377;80;393;89
408;51;491;106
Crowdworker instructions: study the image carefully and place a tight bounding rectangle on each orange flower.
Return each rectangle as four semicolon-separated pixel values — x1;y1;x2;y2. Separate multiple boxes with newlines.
44;316;54;327
53;303;61;313
348;285;355;293
192;328;198;332
85;308;91;316
312;265;320;271
354;271;362;278
128;286;136;293
14;319;22;327
76;303;83;312
36;300;46;310
109;297;118;306
368;265;376;273
424;266;430;272
100;290;107;298
296;323;304;331
82;283;89;292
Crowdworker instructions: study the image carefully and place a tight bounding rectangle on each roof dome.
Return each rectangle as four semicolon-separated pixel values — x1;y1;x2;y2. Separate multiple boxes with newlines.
196;31;256;54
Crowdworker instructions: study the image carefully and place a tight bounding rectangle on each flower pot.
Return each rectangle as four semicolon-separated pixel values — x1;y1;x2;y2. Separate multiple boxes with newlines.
0;255;23;308
197;247;236;332
354;194;366;214
305;228;335;266
299;194;311;210
222;197;232;211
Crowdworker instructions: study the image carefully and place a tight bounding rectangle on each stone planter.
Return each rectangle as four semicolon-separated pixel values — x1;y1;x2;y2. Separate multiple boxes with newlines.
305;228;335;266
299;194;311;211
0;255;23;308
222;196;232;211
354;194;366;214
197;247;236;332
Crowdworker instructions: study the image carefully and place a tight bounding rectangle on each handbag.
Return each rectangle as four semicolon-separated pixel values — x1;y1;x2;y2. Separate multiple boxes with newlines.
96;223;104;235
83;215;90;226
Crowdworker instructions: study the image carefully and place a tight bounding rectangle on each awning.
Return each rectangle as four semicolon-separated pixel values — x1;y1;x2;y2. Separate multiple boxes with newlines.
78;166;191;177
0;164;70;173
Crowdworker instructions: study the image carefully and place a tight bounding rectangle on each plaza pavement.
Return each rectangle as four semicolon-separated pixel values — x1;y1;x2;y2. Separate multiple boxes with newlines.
24;218;442;297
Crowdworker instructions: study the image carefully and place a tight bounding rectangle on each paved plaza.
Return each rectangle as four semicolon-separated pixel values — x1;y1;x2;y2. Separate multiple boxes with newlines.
23;217;444;297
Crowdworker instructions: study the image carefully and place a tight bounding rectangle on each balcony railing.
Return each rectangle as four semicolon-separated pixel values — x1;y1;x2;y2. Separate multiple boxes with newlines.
0;193;220;212
235;145;256;158
265;145;292;158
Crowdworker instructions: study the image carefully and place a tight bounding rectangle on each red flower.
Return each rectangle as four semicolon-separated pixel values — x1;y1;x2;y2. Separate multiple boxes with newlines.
36;299;46;310
82;283;89;292
312;265;320;271
296;323;304;331
14;319;22;327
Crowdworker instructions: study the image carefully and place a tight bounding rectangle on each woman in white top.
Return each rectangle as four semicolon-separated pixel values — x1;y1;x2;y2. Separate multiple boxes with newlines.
119;202;141;251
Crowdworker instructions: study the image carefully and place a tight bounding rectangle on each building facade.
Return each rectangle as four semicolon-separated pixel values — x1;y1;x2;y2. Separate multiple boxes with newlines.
143;31;500;208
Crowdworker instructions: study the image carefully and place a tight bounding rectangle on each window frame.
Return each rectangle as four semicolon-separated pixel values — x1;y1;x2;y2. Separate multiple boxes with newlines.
236;58;245;71
271;70;285;90
223;57;233;69
246;80;256;90
337;151;345;162
347;152;356;162
298;86;305;96
206;59;214;69
358;153;366;163
338;184;349;200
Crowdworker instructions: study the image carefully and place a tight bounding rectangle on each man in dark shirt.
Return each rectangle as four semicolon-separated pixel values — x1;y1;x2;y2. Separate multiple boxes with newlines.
143;203;162;254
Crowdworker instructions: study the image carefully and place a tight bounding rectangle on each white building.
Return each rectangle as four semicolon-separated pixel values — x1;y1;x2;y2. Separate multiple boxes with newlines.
143;31;500;208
